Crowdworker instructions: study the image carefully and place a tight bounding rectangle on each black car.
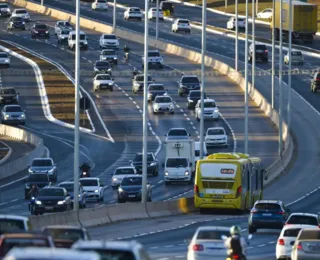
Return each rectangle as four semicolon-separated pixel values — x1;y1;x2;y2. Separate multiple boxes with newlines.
147;84;167;102
31;23;49;39
24;173;50;199
178;75;201;96
7;17;25;31
187;90;207;109
0;87;19;104
129;152;159;176
93;60;112;76
160;1;174;14
311;72;320;93
117;175;152;203
249;44;268;63
33;187;71;215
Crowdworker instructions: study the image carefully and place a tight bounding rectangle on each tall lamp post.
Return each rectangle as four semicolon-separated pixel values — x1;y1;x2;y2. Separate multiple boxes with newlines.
235;0;238;71
252;0;256;93
244;0;249;154
113;0;116;32
278;0;283;157
287;0;292;130
271;0;275;109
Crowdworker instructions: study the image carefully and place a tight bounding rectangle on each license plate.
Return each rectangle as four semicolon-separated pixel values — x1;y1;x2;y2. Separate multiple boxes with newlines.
263;213;272;216
128;195;136;198
45;206;53;210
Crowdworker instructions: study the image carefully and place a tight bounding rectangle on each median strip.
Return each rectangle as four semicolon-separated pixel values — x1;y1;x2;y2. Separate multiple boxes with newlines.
0;40;92;130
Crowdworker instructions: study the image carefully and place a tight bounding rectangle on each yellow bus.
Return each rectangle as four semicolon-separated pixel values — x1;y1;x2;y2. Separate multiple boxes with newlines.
194;153;265;213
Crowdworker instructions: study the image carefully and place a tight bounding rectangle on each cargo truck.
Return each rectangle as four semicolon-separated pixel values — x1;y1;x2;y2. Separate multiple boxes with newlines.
270;0;317;43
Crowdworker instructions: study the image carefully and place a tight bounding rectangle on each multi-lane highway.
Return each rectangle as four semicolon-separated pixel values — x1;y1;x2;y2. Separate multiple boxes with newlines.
0;4;278;218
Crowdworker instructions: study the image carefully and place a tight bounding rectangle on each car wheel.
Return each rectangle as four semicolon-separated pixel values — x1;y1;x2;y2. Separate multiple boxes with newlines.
165;181;170;186
118;199;125;203
24;192;29;200
110;87;113;92
153;169;158;176
148;196;152;202
196;115;200;121
170;111;174;114
248;226;256;234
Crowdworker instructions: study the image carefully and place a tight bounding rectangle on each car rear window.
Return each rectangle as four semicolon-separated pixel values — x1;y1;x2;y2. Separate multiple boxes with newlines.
149;85;164;91
43;228;84;241
255;45;267;50
197;230;230;240
178;20;189;24
114;168;135;175
35;24;47;29
182;77;199;84
298;230;320;240
1;238;49;256
16;9;27;14
5;106;22;112
0;220;26;234
287;216;318;225
284;228;302;237
255;203;281;210
168;129;188;136
292;51;302;56
148;51;160;57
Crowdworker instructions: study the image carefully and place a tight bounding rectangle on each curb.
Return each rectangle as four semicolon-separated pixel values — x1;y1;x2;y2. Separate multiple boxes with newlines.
0;141;12;166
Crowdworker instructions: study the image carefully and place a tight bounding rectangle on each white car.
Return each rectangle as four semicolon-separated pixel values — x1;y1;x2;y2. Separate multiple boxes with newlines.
226;17;245;30
0;3;11;17
187;226;230;260
124;7;142;21
257;8;273;19
11;8;30;21
0;52;10;68
172;18;191;33
79;177;104;202
195;98;219;121
93;74;114;91
111;166;136;189
99;34;119;49
92;0;108;11
205;127;228;147
142;50;164;69
153;95;174;114
285;212;319;226
148;8;164;20
164;157;192;185
276;224;317;260
1;104;26;125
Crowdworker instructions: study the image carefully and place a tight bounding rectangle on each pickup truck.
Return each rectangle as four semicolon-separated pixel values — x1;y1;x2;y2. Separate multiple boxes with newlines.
0;87;19;104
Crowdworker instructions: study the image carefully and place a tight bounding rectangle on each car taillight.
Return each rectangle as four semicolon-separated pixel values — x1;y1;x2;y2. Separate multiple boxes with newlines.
233;255;240;259
278;239;285;245
316;78;320;81
297;243;303;250
236;186;242;197
265;50;268;53
192;244;204;251
194;185;199;196
250;209;257;214
278;211;284;214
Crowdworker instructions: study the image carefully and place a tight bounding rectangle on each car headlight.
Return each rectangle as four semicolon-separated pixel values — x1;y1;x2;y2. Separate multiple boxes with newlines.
94;67;98;71
28;168;33;173
45;31;48;33
150;162;156;166
112;177;117;181
25;185;30;189
94;189;99;193
48;168;54;173
84;41;88;44
188;99;193;102
165;172;169;176
107;68;111;71
4;114;9;119
169;104;174;108
185;171;189;176
214;109;219;113
20;114;25;118
35;31;38;33
57;200;65;205
224;137;227;140
4;59;9;62
118;187;124;192
22;21;25;24
113;57;117;60
35;200;42;205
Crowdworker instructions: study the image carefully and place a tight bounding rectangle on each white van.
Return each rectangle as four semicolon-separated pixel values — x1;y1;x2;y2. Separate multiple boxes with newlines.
164;157;192;185
68;31;88;50
194;141;207;165
0;215;31;233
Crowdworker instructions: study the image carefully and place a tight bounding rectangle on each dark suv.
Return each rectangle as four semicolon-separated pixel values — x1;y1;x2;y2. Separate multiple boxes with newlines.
93;60;112;76
249;44;268;63
24;173;50;199
7;17;25;31
31;23;50;39
178;75;201;96
311;72;320;93
129;152;159;176
187;90;207;109
248;200;290;233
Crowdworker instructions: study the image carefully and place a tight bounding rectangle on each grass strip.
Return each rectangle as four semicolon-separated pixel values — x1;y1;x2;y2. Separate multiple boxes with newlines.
0;40;92;129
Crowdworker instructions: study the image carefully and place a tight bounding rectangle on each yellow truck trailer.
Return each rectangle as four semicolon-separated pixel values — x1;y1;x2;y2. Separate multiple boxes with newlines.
271;0;318;43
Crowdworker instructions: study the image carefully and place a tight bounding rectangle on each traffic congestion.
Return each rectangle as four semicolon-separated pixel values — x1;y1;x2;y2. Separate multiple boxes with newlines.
0;0;319;259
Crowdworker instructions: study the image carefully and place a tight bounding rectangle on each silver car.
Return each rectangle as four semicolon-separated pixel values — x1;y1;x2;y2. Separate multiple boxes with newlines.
1;104;25;125
28;158;58;182
111;166;136;189
0;52;10;67
99;49;118;65
187;226;230;260
57;28;71;44
292;228;320;260
58;182;87;208
284;51;304;65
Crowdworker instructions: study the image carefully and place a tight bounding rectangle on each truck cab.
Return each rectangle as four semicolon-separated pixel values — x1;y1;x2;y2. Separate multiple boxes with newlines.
164;157;192;185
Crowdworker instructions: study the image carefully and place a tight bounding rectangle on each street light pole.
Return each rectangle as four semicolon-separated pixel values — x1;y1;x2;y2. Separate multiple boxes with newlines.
156;0;159;41
199;0;207;159
235;0;238;71
278;0;283;157
41;0;44;6
141;0;149;203
287;0;292;130
256;0;259;16
244;0;249;154
271;0;275;109
112;0;116;32
252;0;256;93
73;0;80;211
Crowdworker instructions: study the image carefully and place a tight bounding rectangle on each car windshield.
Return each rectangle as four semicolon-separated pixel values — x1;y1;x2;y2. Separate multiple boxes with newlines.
299;230;320;240
292;51;302;56
28;174;48;182
149;51;160;57
63;22;72;27
103;35;117;39
130;8;140;12
203;101;216;108
77;248;137;260
287;216;318;225
71;34;86;40
133;154;154;162
238;18;245;22
12;17;23;21
32;159;52;167
16;10;27;14
196;230;229;240
80;179;98;186
114;168;135;175
1;88;15;94
98;0;106;2
59;183;73;192
102;50;115;55
39;188;64;197
156;97;171;103
182;77;199;84
0;219;25;235
149;85;164;91
168;129;187;136
162;2;173;8
44;228;84;241
136;76;152;81
96;75;111;80
284;228;303;237
256;45;267;50
255;203;281;210
96;61;109;67
121;177;142;186
178;20;189;24
166;158;188;168
35;24;47;29
1;238;49;255
61;30;70;34
207;129;225;135
0;4;8;8
5;106;22;112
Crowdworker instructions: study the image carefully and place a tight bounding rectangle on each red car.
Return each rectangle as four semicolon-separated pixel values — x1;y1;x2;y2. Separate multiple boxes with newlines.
31;23;49;39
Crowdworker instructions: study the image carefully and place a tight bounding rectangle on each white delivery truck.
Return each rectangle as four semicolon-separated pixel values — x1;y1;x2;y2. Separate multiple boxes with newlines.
164;139;195;185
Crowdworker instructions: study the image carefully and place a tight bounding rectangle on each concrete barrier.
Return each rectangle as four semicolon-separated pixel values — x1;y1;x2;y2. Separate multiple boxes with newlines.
78;206;111;227
0;125;45;180
107;202;149;223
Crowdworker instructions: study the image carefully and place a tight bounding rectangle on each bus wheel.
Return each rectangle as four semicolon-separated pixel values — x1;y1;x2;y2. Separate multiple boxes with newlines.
199;208;206;214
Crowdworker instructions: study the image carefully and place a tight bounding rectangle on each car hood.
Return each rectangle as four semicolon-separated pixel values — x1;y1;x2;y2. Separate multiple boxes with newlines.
30;166;53;172
154;102;172;107
95;80;114;84
120;185;142;192
34;28;47;32
95;66;111;70
82;186;99;192
181;83;200;89
202;107;218;112
101;39;118;43
1;93;16;97
112;174;127;180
